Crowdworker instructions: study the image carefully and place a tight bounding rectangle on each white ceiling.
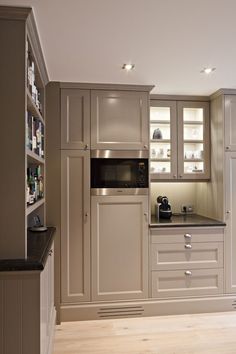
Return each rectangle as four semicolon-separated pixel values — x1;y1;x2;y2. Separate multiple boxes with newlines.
1;0;236;95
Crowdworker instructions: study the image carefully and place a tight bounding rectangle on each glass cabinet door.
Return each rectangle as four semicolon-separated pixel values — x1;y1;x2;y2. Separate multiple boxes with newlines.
177;101;210;180
150;100;177;180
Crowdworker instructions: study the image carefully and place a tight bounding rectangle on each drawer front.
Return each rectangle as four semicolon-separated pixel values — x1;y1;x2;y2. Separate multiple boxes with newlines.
151;227;224;244
152;269;223;298
151;242;223;270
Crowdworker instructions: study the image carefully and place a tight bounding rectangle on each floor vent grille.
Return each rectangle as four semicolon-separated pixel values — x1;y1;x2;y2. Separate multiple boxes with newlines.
232;299;236;310
98;305;144;318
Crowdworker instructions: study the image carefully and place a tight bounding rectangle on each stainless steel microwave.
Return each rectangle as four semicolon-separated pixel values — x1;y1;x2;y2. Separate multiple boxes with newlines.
91;150;149;195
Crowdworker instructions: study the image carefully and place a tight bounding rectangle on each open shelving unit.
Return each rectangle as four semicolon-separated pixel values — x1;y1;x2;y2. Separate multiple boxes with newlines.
0;6;49;259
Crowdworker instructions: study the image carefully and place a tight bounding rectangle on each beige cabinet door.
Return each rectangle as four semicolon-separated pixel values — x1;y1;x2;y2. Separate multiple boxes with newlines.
61;150;90;303
91;90;149;150
225;95;236;151
177;101;210;180
61;89;90;149
91;195;149;301
150;100;178;180
225;152;236;293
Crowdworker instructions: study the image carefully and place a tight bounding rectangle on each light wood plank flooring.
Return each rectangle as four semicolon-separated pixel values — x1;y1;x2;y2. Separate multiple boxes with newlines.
53;312;236;354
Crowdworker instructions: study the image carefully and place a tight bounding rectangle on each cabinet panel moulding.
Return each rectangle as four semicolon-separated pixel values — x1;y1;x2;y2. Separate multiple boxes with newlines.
151;94;210;102
0;6;31;20
60;82;154;92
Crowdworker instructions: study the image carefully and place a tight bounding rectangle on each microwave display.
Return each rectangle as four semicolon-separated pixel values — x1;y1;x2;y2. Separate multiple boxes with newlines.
91;158;148;189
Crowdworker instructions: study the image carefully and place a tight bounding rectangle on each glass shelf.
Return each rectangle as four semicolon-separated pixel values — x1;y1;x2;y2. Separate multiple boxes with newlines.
184;161;204;174
150;106;171;122
184;124;203;141
183;107;203;122
150;161;171;174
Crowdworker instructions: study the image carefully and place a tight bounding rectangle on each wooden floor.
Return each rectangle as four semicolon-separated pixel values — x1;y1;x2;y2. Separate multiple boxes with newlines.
53;312;236;354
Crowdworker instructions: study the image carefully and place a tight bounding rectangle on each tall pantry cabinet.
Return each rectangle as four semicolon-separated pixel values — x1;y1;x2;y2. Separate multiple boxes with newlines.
46;83;152;320
210;91;236;294
60;89;91;303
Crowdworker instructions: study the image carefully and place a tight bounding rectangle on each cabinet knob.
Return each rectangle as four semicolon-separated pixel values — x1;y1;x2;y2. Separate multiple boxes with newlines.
226;210;231;214
173;175;177;179
184;233;192;239
226;146;230;150
84;144;89;150
185;244;192;249
144;145;148;149
49;249;53;256
179;175;183;178
84;212;89;222
185;270;192;276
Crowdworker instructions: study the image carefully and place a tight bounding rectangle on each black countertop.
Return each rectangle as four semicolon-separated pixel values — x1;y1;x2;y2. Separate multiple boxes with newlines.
150;214;226;228
0;227;56;272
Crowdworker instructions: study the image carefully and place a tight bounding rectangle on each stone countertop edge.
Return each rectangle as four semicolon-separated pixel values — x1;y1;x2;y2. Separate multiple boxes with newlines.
0;227;56;272
150;214;226;228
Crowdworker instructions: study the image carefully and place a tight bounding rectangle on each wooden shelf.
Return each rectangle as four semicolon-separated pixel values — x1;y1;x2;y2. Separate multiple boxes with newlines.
183;121;203;125
27;149;45;164
26;198;45;216
150;120;170;124
184;158;204;162
150;158;171;162
27;88;44;124
150;139;171;143
184;140;204;144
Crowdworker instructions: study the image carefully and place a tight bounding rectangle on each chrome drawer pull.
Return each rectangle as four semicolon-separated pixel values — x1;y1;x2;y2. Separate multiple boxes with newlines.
185;244;192;249
184;233;192;239
185;270;192;276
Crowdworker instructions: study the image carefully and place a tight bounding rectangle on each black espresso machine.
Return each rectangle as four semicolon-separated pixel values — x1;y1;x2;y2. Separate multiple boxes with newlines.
155;195;172;219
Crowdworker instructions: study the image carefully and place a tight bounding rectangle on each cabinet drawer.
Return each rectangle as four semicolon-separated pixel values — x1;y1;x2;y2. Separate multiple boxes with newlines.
151;242;223;270
151;227;224;244
152;269;223;298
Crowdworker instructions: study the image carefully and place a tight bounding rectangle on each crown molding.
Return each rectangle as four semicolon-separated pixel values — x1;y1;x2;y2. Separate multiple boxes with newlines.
0;5;31;20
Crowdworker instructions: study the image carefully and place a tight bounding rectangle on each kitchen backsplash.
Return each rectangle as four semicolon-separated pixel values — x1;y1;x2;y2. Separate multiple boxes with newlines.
150;182;197;215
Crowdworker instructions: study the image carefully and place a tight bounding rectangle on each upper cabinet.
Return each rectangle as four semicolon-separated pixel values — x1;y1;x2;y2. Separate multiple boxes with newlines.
150;99;210;181
91;90;150;150
225;95;236;151
61;89;90;150
150;100;177;180
177;101;210;180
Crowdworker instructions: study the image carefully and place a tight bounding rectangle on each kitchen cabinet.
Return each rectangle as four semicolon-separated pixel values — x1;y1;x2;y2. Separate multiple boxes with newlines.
150;227;224;298
225;152;236;293
150;99;210;181
91;195;149;301
61;150;90;303
150;100;177;179
152;269;223;298
0;6;48;259
0;243;55;354
61;89;90;150
210;91;236;295
225;95;236;151
91;90;150;150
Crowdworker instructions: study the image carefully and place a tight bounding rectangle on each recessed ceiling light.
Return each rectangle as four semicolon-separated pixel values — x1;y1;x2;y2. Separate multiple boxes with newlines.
200;67;216;74
122;63;135;71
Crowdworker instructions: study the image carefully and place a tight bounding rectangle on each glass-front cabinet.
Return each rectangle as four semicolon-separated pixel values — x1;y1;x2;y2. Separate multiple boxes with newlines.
150;99;210;181
150;101;177;180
